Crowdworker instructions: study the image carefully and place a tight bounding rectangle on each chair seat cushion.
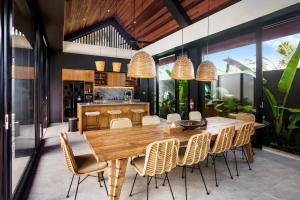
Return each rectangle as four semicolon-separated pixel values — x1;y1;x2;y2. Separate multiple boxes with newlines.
75;154;107;174
131;156;146;176
85;111;100;116
107;110;122;115
131;109;145;113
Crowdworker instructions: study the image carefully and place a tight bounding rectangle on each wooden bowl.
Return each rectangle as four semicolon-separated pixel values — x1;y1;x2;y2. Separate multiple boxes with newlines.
176;120;206;130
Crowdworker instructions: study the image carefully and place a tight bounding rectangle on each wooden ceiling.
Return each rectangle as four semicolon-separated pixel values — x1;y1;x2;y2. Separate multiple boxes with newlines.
64;0;239;46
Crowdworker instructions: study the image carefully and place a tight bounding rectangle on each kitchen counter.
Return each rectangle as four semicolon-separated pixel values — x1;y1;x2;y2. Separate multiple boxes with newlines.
77;101;149;133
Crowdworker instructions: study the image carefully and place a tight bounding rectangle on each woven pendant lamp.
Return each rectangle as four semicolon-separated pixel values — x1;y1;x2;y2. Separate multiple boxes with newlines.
95;61;105;71
196;60;217;81
196;0;217;82
172;55;195;80
128;51;156;78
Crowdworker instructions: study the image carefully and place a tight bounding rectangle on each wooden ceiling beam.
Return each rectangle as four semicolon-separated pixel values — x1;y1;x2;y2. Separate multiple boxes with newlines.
162;0;192;27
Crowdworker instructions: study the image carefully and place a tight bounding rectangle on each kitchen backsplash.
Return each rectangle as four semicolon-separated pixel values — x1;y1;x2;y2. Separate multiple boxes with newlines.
95;87;134;100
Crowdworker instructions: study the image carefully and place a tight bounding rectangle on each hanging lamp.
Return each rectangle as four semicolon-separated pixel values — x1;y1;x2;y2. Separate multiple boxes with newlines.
112;0;122;72
172;29;195;80
128;0;156;78
95;4;105;71
196;0;217;81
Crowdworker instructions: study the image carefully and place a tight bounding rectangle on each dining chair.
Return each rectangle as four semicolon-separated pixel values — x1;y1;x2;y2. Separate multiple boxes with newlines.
129;138;180;200
59;133;108;200
189;111;202;121
207;126;235;187
110;118;132;129
167;113;181;123
177;133;212;199
142;115;160;126
231;122;254;176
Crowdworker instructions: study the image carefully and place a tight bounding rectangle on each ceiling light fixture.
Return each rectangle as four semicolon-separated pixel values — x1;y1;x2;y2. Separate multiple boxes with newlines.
112;0;121;72
128;0;156;78
95;2;105;71
196;0;217;81
171;29;195;80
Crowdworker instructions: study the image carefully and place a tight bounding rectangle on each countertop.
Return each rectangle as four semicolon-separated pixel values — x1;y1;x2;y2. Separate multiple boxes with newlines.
79;101;149;106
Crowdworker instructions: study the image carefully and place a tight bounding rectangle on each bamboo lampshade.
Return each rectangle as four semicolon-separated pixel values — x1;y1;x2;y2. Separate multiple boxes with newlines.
95;61;105;71
196;60;217;81
112;62;122;72
128;51;156;78
171;55;195;80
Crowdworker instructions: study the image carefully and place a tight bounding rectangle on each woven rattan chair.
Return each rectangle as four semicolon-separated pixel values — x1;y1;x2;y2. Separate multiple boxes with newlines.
167;113;181;123
207;126;235;187
129;138;180;200
142;115;160;126
231;122;254;176
189;111;202;121
59;133;108;199
110;118;132;129
177;133;212;199
236;112;255;123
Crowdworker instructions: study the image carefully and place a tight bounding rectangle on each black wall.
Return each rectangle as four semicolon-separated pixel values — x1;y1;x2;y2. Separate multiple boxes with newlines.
49;51;130;123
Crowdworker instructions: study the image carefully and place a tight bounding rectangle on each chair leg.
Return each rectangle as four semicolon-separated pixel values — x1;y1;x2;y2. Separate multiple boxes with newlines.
191;164;194;173
155;175;158;189
165;173;175;200
233;148;239;176
181;166;185;179
242;146;252;170
184;166;187;200
66;174;75;198
198;163;210;195
162;174;167;186
129;173;138;197
74;176;80;200
147;176;150;200
205;156;209;167
222;153;233;179
101;172;108;196
97;172;102;187
212;155;218;187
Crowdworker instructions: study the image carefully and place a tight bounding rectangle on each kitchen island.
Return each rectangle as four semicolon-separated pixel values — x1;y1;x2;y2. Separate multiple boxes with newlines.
77;101;150;133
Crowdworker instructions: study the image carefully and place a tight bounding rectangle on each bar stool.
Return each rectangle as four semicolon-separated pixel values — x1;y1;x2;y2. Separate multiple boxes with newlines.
85;111;100;130
130;109;145;124
107;109;122;124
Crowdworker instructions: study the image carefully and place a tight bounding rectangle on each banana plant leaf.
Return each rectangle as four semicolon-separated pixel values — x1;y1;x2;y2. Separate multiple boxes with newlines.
274;106;300;113
278;41;300;93
287;113;300;136
263;87;278;117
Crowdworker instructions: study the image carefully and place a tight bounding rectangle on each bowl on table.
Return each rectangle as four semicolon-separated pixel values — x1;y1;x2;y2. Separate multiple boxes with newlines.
176;119;207;131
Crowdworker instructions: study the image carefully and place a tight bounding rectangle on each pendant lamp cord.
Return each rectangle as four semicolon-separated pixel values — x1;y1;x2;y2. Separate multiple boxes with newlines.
206;0;210;56
115;0;118;57
181;29;184;56
142;0;144;49
99;2;102;56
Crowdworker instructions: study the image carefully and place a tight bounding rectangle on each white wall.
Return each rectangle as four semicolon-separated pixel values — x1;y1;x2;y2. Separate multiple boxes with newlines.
143;0;300;56
63;41;137;59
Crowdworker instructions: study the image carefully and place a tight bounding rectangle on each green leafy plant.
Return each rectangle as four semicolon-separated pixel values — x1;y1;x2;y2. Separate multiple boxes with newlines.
214;98;254;117
263;41;300;136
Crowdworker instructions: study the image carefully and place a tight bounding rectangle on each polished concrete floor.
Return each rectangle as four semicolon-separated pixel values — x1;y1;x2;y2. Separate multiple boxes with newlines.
28;124;300;200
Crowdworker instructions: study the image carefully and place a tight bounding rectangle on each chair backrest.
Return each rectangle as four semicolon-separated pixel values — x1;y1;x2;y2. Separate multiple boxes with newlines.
236;113;255;122
110;118;132;129
142;138;180;176
210;126;235;154
189;111;202;121
180;133;212;166
167;113;181;123
236;113;255;135
142;115;160;126
59;132;78;174
232;122;254;147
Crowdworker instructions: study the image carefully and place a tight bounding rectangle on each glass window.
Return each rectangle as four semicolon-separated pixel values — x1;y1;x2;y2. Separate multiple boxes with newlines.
11;2;36;193
158;57;176;119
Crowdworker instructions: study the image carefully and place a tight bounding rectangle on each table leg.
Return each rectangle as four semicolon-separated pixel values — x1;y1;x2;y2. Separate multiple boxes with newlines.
245;143;254;163
108;158;128;200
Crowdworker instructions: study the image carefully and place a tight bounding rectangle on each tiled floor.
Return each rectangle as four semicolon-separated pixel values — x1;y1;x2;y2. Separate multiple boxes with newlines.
28;124;300;200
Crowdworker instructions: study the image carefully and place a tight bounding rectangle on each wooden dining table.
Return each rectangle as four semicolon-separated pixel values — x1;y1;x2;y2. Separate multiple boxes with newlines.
84;117;264;200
